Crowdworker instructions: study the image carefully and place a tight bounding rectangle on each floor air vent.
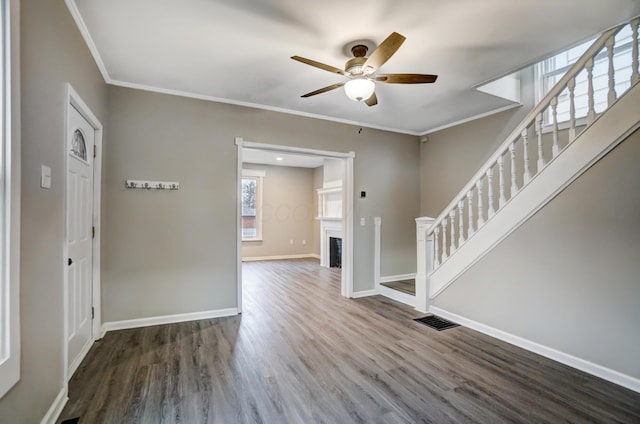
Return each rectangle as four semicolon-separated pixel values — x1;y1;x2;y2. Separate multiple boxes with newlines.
414;315;459;331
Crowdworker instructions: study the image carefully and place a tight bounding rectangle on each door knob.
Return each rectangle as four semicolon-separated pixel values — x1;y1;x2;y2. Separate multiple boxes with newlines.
68;258;73;266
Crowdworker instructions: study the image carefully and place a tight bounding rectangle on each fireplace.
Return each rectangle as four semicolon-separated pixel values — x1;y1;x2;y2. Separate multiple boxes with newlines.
320;218;342;268
330;237;342;268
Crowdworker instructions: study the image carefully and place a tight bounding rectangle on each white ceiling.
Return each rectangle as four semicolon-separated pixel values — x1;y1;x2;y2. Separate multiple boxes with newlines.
69;0;640;135
243;148;324;168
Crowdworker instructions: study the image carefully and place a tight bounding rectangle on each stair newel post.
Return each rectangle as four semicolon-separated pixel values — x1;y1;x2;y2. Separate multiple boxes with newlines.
568;77;576;142
467;190;475;236
632;18;639;85
586;57;596;125
433;226;440;268
486;167;495;218
606;36;617;107
476;179;484;226
509;142;518;196
551;97;560;157
441;218;448;261
498;155;507;207
449;210;456;253
458;200;465;246
535;113;545;171
522;129;531;183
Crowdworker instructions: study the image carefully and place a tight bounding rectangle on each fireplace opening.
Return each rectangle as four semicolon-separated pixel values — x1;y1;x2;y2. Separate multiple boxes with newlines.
329;237;342;268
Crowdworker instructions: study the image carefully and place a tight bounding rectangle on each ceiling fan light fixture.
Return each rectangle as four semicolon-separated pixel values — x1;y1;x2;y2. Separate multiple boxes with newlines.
344;79;375;102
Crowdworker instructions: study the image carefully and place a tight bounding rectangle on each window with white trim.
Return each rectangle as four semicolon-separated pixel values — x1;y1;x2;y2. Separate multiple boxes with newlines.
0;0;19;399
241;169;265;241
536;25;633;126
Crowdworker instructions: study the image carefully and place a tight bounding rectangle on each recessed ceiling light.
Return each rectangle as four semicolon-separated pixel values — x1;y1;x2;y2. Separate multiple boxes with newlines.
276;157;283;161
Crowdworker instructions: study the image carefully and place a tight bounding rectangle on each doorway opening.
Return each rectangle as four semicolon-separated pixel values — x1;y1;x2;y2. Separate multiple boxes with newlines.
235;138;354;313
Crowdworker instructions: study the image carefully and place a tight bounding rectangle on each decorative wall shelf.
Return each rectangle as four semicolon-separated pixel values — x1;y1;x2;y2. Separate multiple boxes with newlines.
125;180;179;190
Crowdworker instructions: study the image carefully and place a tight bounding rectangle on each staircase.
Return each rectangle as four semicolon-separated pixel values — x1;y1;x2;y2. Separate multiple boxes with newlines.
416;17;640;310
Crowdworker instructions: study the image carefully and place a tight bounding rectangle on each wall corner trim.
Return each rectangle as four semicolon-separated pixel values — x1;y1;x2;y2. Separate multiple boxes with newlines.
100;308;239;335
429;306;640;393
40;387;68;424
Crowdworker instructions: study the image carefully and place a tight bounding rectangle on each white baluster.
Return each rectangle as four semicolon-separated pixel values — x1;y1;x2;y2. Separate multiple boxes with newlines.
509;142;518;196
606;36;617;106
522;129;531;183
568;78;576;142
467;190;475;236
498;155;507;207
476;179;484;226
551;97;560;157
449;210;456;253
586;57;596;125
632;18;639;85
441;219;448;261
535;113;545;171
486;167;495;217
458;201;465;246
433;226;440;268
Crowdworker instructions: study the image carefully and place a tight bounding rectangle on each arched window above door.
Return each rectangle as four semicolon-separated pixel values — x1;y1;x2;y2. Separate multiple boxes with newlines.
71;128;87;161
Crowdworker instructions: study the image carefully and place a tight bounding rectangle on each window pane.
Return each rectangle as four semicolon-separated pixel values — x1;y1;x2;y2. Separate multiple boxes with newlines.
540;23;634;125
241;178;257;238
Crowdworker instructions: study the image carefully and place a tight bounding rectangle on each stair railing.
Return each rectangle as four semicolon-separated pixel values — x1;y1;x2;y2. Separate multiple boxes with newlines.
427;17;639;273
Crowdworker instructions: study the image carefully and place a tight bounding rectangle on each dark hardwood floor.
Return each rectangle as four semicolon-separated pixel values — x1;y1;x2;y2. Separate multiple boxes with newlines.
59;259;640;423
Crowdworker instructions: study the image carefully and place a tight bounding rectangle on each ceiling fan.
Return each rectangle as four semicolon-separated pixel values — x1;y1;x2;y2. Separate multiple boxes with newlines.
291;32;437;107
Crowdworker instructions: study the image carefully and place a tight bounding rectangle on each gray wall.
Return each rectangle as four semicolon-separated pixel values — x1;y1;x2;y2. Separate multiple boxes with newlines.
420;68;535;217
104;85;420;322
242;164;316;258
434;129;640;379
0;0;109;422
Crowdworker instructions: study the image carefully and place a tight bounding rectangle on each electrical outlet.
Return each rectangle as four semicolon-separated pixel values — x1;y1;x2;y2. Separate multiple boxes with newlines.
302;240;307;245
289;239;294;245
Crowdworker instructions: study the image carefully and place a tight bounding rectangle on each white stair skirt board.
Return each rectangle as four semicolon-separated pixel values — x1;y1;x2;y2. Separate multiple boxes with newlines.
378;285;416;308
242;254;320;262
100;308;238;337
429;83;640;298
430;306;640;393
40;387;68;424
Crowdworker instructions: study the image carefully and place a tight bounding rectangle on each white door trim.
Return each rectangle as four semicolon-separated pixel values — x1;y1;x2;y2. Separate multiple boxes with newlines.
235;138;355;309
63;84;103;384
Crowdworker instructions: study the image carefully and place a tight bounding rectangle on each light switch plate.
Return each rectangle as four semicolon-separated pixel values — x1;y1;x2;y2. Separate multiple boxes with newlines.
360;217;366;226
41;165;51;189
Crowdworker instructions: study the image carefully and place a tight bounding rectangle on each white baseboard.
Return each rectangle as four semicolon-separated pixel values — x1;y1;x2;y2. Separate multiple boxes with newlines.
242;254;320;262
101;308;239;336
40;387;68;424
378;285;415;308
430;306;640;393
352;289;379;298
380;273;416;283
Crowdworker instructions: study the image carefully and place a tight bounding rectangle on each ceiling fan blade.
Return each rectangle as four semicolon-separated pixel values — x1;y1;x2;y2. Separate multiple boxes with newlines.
375;74;438;84
362;32;406;74
365;92;378;107
291;56;347;76
301;82;346;98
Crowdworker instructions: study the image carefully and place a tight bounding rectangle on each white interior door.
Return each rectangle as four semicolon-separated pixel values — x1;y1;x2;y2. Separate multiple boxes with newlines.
66;104;95;376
